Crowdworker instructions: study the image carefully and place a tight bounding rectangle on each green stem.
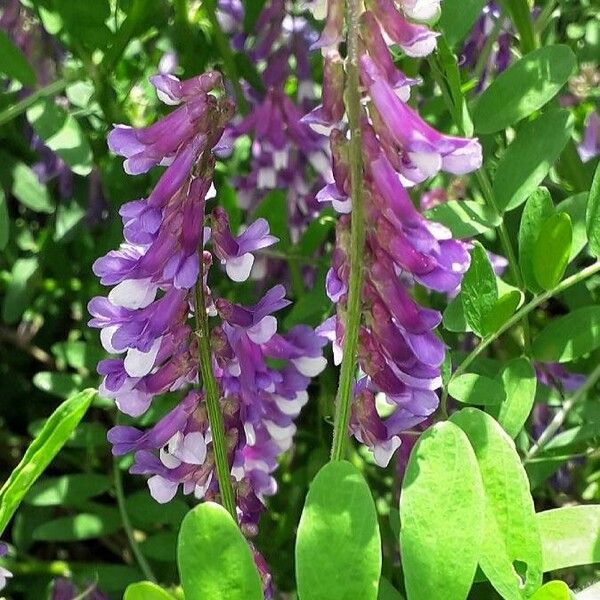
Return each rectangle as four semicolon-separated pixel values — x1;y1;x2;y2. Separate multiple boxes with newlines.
448;261;600;388
525;362;600;460
203;0;248;114
113;451;156;582
194;259;237;519
330;0;365;462
0;78;69;128
500;0;538;53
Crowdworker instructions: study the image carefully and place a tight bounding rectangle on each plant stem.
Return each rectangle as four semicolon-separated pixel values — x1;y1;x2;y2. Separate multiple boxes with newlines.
203;0;248;114
447;261;600;390
330;0;365;462
525;362;600;460
194;258;237;519
0;78;69;128
112;453;157;582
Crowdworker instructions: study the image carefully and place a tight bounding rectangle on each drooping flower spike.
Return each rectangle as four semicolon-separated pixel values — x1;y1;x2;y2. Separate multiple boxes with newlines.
91;73;327;543
311;0;481;465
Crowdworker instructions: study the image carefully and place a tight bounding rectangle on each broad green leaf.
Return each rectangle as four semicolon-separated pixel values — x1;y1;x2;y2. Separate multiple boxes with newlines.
461;241;497;337
0;152;53;213
482;290;523;335
0;189;8;250
126;491;188;529
493;109;574;212
439;0;487;47
400;421;484;600
451;408;543;600
586;160;600;258
140;531;178;561
27;99;93;175
532;306;600;362
178;502;263;600
0;389;95;535
519;187;554;293
296;461;381;600
124;582;177;600
25;474;111;507
492;358;536;438
443;293;470;333
0;30;35;85
472;45;576;133
557;193;588;261
537;506;600;572
533;213;572;290
530;581;572;600
33;510;121;541
448;373;506;405
425;200;500;238
3;257;38;324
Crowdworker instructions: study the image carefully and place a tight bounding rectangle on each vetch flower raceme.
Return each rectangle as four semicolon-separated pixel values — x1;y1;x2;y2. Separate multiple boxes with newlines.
314;0;480;465
91;72;327;538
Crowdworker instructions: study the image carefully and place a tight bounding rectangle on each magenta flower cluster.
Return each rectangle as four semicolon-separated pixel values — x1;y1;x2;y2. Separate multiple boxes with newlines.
312;0;482;466
88;72;326;533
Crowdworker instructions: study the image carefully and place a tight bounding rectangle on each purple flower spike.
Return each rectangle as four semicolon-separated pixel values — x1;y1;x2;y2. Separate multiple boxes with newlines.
212;207;278;282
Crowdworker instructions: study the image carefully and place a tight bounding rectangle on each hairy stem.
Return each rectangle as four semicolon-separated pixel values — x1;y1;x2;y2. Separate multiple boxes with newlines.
113;452;157;582
330;0;365;461
194;258;237;519
526;362;600;460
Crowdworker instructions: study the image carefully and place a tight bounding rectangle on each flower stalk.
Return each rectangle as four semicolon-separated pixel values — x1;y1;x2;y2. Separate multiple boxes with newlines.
194;256;237;521
330;0;366;462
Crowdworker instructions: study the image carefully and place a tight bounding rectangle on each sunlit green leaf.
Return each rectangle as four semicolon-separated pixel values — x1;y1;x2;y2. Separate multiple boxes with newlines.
448;373;506;405
586;160;600;258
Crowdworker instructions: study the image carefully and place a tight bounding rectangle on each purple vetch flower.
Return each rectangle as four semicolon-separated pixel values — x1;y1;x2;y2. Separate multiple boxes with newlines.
211;207;278;281
578;111;600;163
398;0;441;21
93;71;327;545
51;578;109;600
0;543;11;592
312;0;480;465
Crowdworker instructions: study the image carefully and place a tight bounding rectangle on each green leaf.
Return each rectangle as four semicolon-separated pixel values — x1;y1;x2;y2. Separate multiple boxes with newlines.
533;213;572;290
0;188;9;250
519;187;555;293
586;160;600;258
3;257;38;324
451;408;543;600
491;358;536;438
461;241;497;337
296;461;381;600
0;30;36;85
472;45;576;133
481;290;523;335
532;306;600;363
400;421;484;600
530;581;572;600
0;389;95;536
25;474;111;507
0;152;53;213
124;582;177;600
425;200;500;238
557;192;588;261
537;505;600;572
26;99;93;175
178;502;263;600
493;109;574;212
438;0;487;47
443;293;470;333
448;373;506;405
253;190;289;246
33;510;120;541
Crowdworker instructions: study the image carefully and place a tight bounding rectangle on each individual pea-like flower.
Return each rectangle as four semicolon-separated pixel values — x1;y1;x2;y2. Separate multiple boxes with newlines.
313;0;480;465
92;71;327;543
578;111;600;163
